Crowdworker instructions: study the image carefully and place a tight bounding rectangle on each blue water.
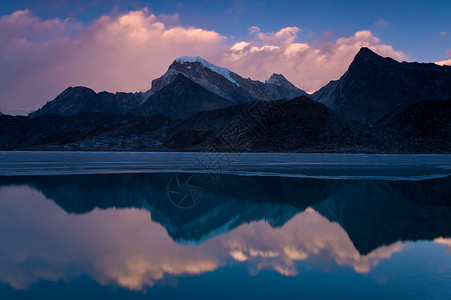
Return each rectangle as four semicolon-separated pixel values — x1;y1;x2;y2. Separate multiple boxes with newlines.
0;152;450;299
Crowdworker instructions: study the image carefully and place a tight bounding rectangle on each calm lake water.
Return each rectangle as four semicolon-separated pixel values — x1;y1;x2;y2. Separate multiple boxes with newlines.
0;152;450;299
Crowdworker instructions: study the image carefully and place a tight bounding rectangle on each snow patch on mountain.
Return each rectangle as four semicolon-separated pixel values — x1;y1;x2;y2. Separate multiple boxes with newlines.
176;56;239;86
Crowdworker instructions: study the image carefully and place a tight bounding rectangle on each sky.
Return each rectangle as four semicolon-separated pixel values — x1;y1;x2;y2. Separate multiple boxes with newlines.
0;0;450;115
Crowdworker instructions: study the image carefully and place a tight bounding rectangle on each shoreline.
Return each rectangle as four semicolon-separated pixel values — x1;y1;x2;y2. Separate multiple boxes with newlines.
1;151;450;179
1;149;450;155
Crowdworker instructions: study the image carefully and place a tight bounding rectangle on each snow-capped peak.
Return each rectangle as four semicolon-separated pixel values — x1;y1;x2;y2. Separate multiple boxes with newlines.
264;73;299;90
175;56;239;86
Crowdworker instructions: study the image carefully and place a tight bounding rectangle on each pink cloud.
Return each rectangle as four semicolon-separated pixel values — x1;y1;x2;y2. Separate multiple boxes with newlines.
435;50;451;66
224;29;407;93
0;9;226;114
257;26;300;43
0;186;405;290
373;19;390;29
0;9;408;114
436;59;451;66
248;26;260;33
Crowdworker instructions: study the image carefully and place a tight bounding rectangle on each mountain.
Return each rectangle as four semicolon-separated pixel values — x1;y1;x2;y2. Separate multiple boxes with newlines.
29;57;305;119
29;86;150;118
312;47;451;123
151;56;307;103
137;74;234;118
371;98;451;152
150;96;451;153
254;73;308;100
20;49;451;122
0;112;170;150
0;112;3;116
164;96;356;152
2;96;450;153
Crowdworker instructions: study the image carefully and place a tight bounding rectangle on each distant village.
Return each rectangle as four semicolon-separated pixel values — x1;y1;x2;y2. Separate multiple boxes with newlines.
45;135;161;151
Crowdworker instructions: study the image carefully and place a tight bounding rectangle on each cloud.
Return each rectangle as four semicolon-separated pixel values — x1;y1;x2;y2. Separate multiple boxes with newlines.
436;59;451;66
435;50;451;66
0;9;225;114
248;26;260;33
440;31;447;37
223;29;407;93
230;0;246;16
373;19;390;29
0;9;408;114
0;9;81;43
257;26;300;43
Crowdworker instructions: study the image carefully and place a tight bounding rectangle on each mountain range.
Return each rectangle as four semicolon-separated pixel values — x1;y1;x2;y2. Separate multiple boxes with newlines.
30;55;307;119
1;96;449;153
1;47;450;153
151;56;306;103
25;48;451;123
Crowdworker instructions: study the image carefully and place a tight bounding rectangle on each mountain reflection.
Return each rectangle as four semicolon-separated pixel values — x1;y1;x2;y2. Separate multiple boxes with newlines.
0;173;450;291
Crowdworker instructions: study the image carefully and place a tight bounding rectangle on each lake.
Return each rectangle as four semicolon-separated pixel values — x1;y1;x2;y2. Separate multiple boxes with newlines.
0;152;450;299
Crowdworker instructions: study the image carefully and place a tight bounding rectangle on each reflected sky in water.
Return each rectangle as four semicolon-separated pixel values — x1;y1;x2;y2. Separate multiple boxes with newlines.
0;173;450;299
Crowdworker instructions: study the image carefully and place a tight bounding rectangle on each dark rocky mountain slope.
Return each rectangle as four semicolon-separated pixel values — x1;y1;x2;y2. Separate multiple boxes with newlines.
1;97;449;153
312;47;451;123
137;74;234;118
164;96;355;152
0;112;170;150
29;87;149;118
371;98;451;152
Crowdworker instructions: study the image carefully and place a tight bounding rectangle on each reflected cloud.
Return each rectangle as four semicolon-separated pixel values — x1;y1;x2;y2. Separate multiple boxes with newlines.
0;185;407;291
435;237;451;246
0;185;223;290
220;208;404;275
434;237;451;254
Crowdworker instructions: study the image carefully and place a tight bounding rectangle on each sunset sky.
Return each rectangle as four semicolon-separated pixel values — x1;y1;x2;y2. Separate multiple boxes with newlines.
1;0;450;115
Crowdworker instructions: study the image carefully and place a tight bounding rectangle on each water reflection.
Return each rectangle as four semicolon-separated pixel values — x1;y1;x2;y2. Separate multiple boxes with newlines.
0;174;450;293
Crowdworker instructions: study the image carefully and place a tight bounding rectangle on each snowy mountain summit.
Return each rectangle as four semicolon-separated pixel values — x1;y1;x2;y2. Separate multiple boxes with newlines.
265;73;299;89
175;56;239;86
29;55;307;119
151;56;306;104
